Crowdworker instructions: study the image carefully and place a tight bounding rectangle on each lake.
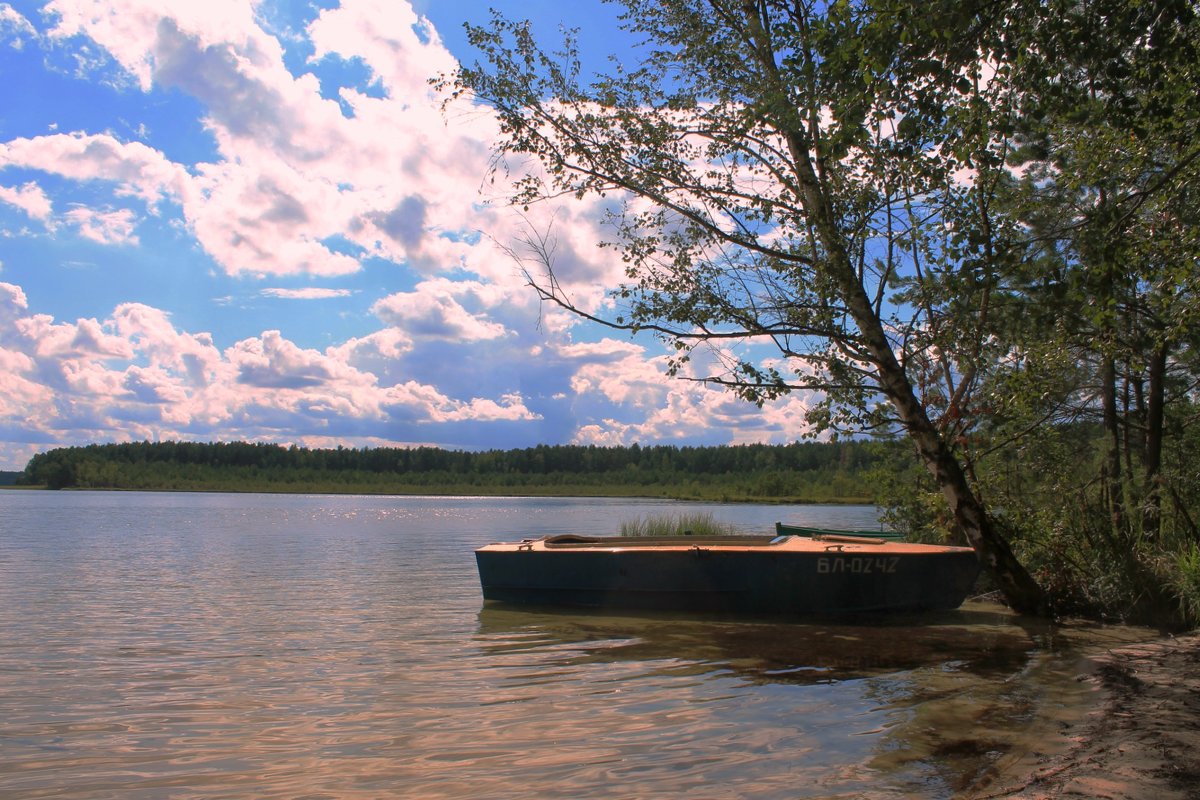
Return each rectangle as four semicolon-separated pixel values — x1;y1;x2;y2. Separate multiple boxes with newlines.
0;491;1143;798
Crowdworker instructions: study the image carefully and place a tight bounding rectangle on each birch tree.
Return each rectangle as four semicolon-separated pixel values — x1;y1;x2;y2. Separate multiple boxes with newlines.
443;0;1049;613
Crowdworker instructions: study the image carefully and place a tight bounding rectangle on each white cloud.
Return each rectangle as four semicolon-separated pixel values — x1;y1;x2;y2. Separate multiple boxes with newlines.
261;287;353;299
228;330;340;389
567;339;668;407
553;335;818;446
188;160;362;277
332;327;414;365
64;206;139;245
0;1;823;468
0;280;28;319
372;279;510;341
0;4;36;43
45;0;264;91
307;0;461;117
17;313;134;361
437;391;539;423
0;182;53;220
2;0;622;287
0;284;544;465
381;381;538;424
0;133;191;205
0;288;49;421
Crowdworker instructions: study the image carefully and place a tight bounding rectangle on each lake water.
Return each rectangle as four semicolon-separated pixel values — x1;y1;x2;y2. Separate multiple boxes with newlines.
0;491;1146;798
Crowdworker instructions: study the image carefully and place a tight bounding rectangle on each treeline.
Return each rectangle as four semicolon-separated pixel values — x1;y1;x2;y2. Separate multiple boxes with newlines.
17;440;891;502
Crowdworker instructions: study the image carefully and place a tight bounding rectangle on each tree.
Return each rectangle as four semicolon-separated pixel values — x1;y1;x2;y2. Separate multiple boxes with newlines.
950;0;1200;617
1005;0;1199;533
444;0;1050;611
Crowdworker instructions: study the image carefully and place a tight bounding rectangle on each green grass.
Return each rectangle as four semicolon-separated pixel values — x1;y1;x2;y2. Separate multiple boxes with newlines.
619;512;739;537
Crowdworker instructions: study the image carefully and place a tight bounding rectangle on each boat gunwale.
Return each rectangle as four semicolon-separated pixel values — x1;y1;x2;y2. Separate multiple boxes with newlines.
478;534;976;555
541;533;780;549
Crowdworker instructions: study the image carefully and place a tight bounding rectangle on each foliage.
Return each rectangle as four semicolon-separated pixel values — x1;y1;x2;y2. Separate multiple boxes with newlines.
16;439;892;503
440;0;1200;623
448;1;1001;430
864;442;952;545
931;0;1200;625
1171;544;1200;629
872;410;1200;624
445;0;1057;613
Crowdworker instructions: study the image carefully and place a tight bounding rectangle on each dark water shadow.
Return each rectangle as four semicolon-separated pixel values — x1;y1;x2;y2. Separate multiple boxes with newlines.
475;600;1040;686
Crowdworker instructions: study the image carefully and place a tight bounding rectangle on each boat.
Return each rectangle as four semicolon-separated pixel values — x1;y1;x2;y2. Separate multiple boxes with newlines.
475;534;980;615
775;522;904;542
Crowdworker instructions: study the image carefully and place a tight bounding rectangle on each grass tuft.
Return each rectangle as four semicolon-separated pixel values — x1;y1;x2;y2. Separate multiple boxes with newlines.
619;512;738;537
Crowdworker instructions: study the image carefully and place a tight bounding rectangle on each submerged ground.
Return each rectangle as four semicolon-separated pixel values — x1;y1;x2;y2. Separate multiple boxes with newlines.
975;634;1200;799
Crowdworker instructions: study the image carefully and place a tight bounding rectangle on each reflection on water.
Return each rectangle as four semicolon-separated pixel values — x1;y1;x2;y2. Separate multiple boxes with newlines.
476;604;1035;683
0;491;1155;799
471;603;1133;798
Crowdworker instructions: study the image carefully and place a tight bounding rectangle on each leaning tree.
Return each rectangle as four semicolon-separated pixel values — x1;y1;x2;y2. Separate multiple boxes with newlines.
441;0;1049;613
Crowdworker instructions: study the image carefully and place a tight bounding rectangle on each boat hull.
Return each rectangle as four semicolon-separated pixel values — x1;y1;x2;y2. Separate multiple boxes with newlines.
475;536;980;615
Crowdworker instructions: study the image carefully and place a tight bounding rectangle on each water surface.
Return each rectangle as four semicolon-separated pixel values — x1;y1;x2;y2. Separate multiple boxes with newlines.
0;491;1146;798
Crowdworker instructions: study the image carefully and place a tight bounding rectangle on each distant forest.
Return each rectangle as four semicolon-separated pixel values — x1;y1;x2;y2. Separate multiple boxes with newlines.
15;440;898;503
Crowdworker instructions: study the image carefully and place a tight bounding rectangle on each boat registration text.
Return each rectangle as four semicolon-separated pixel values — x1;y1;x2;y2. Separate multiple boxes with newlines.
816;556;900;574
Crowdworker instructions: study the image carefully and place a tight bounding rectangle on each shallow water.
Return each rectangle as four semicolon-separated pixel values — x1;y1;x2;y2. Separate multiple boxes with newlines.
0;491;1150;798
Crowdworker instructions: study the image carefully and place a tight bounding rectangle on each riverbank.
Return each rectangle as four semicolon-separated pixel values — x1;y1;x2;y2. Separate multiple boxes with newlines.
975;633;1200;799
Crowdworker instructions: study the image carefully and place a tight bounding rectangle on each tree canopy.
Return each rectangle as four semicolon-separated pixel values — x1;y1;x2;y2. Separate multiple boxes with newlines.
18;439;890;504
445;0;1200;622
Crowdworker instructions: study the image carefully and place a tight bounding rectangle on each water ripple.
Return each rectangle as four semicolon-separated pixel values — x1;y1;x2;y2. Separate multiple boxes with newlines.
0;491;1155;799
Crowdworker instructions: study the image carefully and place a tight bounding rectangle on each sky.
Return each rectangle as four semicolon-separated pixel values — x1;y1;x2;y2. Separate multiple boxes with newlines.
0;0;816;470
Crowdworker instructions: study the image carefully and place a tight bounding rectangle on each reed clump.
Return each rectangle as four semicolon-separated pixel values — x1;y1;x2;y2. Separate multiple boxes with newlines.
619;512;738;537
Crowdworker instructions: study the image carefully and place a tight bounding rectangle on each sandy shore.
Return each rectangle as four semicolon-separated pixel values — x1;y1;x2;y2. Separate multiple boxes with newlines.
972;633;1200;799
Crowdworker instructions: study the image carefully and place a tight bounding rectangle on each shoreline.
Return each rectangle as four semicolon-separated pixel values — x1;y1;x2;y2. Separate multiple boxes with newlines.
0;484;873;505
973;633;1200;799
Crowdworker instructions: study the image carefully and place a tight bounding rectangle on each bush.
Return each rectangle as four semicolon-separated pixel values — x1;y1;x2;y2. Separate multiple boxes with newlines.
1170;544;1200;628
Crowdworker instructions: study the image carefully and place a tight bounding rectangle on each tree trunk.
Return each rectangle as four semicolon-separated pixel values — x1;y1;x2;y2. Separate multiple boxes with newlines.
1100;354;1126;535
799;162;1048;614
744;2;1047;615
1142;344;1168;537
859;310;1048;615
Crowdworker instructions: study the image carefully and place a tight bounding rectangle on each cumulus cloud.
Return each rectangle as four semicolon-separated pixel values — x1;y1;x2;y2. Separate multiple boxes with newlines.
64;206;140;245
0;182;53;220
8;1;475;278
555;335;818;446
230;330;337;389
45;0;263;91
332;327;414;365
2;0;618;284
0;133;191;204
371;280;510;342
0;1;819;468
437;391;539;423
0;281;28;321
0;286;545;463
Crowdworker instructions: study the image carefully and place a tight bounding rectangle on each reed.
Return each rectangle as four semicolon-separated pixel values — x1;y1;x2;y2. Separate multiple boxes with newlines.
619;512;737;537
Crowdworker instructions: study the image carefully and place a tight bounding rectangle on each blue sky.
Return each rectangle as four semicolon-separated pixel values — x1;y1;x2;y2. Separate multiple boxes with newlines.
0;0;814;470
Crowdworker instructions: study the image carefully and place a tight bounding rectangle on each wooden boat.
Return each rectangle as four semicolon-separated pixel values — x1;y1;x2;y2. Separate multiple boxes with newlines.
775;521;904;542
475;534;980;615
